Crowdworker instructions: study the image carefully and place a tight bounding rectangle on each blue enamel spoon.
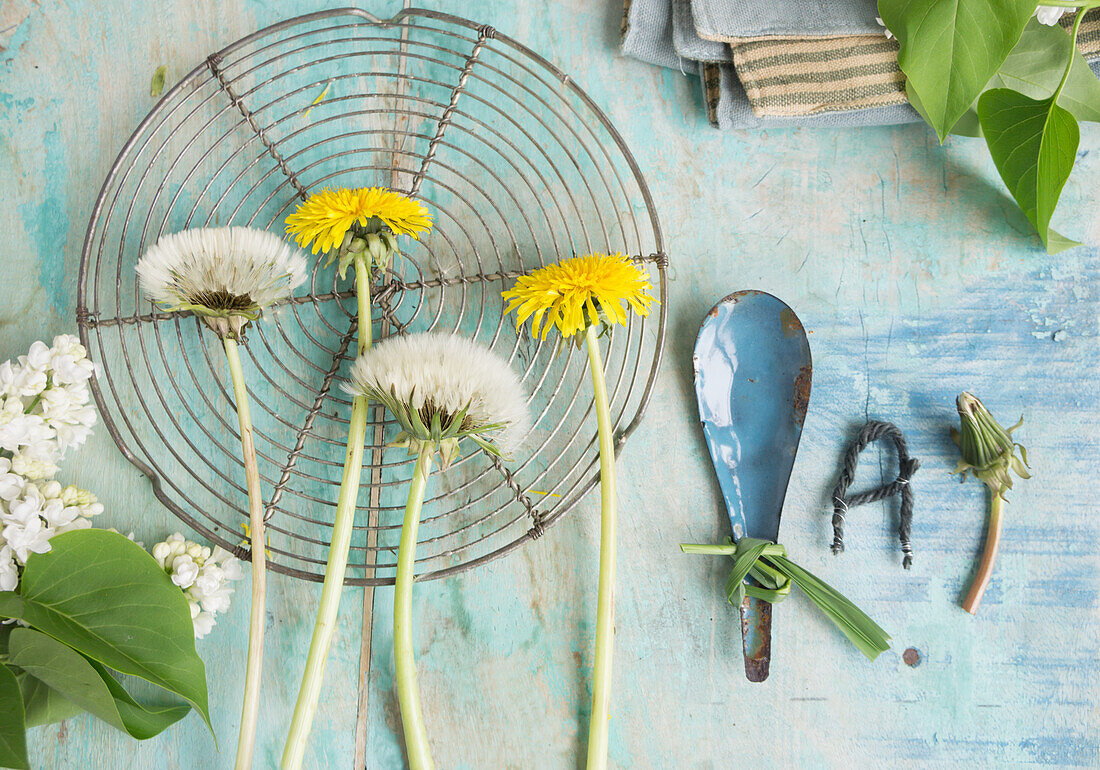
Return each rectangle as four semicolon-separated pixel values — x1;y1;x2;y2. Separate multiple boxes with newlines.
692;290;812;682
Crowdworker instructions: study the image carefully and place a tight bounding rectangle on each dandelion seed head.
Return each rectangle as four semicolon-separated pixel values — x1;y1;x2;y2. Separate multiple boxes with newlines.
348;332;530;457
136;227;307;318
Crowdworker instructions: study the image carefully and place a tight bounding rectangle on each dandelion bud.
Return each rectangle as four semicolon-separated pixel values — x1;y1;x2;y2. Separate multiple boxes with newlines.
952;392;1030;497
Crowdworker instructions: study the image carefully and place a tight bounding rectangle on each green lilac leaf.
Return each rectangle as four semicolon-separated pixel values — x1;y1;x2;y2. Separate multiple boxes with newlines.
978;87;1080;252
18;673;85;728
11;529;211;733
86;660;191;739
1043;227;1081;253
0;664;29;770
921;18;1100;137
880;0;1036;140
991;18;1100;122
8;628;188;740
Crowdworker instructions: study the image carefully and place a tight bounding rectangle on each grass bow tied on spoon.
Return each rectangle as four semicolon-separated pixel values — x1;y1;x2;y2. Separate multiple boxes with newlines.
680;538;892;661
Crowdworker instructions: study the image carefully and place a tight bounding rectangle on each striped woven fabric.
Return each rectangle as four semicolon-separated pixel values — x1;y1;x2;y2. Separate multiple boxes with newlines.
728;11;1100;119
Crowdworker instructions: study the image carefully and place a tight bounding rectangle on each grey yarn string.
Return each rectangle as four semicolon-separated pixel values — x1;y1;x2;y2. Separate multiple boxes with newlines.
830;421;920;569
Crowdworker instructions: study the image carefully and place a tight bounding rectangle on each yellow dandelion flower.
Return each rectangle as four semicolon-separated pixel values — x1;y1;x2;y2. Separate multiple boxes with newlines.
284;187;433;254
502;252;656;339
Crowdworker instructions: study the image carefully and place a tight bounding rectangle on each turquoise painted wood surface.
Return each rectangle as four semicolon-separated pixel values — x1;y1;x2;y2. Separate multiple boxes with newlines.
2;0;1098;767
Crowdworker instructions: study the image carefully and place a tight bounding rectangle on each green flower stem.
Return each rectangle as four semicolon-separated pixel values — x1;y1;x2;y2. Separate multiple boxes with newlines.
223;336;265;770
353;257;373;359
962;492;1005;615
1053;10;1088;102
281;258;373;770
584;324;617;770
394;444;435;770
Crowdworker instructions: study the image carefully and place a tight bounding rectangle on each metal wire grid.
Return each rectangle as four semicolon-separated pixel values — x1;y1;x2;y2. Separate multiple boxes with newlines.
76;7;667;585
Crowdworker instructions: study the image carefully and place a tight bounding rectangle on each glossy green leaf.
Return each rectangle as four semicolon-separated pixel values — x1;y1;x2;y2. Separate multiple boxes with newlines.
991;19;1100;122
0;530;211;732
8;629;189;740
18;674;84;728
914;18;1100;137
978;87;1081;252
879;0;1036;140
0;664;28;770
908;80;984;137
87;660;190;739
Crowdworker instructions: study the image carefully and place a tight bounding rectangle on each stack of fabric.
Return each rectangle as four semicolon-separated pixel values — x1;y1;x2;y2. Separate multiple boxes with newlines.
621;0;1100;129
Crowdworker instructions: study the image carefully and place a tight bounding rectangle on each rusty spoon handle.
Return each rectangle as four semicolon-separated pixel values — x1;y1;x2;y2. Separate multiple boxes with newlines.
740;594;773;682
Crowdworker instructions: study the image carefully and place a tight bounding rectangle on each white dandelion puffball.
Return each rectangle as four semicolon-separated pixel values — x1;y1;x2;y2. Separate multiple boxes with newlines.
136;226;307;315
349;332;530;456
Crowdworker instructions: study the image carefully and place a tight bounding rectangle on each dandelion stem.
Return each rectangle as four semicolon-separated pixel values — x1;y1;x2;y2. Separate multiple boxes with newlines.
394;444;435;770
962;492;1004;615
223;336;265;770
584;324;617;770
282;258;373;769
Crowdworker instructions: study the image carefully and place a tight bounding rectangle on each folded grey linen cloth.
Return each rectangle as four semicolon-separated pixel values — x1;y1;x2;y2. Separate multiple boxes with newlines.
699;61;921;130
672;0;728;62
622;0;1100;129
621;0;921;127
691;0;882;40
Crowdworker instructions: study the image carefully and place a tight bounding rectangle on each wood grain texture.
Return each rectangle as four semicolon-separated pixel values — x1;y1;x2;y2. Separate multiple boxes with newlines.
2;0;1098;767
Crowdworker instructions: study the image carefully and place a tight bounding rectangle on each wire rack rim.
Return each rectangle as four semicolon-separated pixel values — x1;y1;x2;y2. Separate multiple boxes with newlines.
76;7;669;586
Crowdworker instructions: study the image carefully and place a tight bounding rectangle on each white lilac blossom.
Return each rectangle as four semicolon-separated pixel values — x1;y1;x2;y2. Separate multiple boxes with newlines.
0;334;97;472
136;226;308;338
347;331;530;466
0;466;104;590
878;8;1072;35
1036;5;1074;24
151;533;244;639
0;335;100;591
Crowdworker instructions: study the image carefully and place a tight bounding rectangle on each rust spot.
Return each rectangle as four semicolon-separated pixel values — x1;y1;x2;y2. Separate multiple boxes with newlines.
725;289;761;306
707;305;720;318
780;307;804;337
741;596;772;682
903;647;922;667
792;365;812;425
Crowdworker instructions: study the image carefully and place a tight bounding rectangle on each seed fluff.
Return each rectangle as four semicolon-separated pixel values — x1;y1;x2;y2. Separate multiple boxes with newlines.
347;332;530;466
136;226;307;335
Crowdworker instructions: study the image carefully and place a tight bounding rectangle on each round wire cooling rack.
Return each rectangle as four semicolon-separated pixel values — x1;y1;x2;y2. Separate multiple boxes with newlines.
76;7;668;585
